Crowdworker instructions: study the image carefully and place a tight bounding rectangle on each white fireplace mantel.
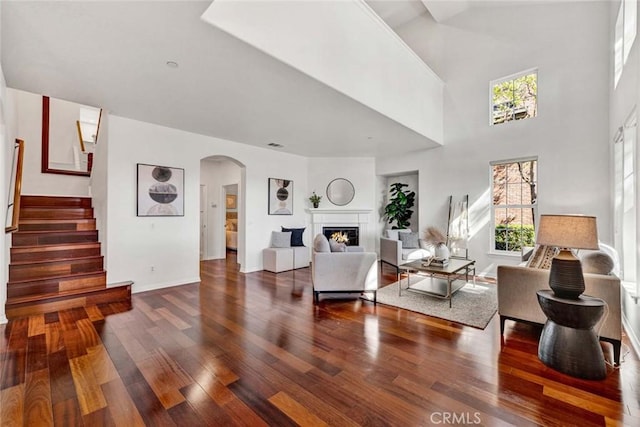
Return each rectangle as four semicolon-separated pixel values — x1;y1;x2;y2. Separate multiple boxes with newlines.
306;208;373;251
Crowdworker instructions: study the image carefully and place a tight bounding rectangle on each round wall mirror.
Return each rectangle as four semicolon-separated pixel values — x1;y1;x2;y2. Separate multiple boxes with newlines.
326;178;355;206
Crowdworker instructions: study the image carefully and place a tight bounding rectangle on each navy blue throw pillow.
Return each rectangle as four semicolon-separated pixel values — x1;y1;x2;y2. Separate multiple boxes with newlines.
281;227;305;246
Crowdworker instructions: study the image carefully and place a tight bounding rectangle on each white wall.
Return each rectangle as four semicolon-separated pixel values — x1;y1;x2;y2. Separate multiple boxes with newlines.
200;158;241;260
10;88;89;196
307;157;376;249
105;116;309;293
307;157;375;210
89;112;109;269
0;58;8;323
378;1;611;278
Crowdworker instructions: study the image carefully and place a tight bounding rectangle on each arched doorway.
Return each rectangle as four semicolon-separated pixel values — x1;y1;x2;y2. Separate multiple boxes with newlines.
200;155;245;270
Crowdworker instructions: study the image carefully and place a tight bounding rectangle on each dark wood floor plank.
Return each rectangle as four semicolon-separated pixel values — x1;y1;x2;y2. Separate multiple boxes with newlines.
48;350;79;406
0;383;24;426
26;334;47;373
23;368;54;426
127;379;177;427
0;252;638;425
227;378;297;427
69;354;107;415
101;378;145;426
136;348;193;409
180;382;237;426
53;398;84;427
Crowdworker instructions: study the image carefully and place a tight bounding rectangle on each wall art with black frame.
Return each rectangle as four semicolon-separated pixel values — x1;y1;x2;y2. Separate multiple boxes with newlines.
137;163;184;216
268;178;293;215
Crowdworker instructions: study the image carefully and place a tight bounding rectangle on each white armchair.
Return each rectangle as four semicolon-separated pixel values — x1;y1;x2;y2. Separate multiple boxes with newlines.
312;234;378;303
380;229;432;278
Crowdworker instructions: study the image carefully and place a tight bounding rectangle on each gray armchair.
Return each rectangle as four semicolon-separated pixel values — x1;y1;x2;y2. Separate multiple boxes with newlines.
380;230;432;278
312;234;378;303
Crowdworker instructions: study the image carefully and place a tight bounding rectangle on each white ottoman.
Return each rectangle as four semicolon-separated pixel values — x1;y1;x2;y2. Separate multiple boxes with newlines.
263;246;310;273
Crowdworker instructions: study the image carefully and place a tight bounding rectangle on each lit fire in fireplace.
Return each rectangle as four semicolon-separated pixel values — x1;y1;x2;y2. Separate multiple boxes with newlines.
330;232;349;244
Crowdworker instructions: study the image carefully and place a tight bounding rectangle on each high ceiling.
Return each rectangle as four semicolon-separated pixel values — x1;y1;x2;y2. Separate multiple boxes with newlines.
1;1;468;157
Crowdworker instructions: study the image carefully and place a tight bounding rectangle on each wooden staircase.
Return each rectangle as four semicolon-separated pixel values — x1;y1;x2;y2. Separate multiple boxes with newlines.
5;195;131;319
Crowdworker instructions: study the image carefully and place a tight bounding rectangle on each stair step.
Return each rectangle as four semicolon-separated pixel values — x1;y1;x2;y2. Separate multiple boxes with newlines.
20;207;94;220
7;271;107;298
21;195;92;208
12;230;98;246
5;283;132;319
7;195;133;320
18;218;96;232
9;255;104;282
11;242;101;263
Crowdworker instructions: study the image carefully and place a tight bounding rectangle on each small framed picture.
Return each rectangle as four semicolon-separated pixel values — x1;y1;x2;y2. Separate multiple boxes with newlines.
226;194;237;209
137;163;184;216
268;178;293;215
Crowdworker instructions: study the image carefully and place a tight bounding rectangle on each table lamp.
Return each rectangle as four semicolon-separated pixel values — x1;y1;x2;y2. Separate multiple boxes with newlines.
536;214;599;299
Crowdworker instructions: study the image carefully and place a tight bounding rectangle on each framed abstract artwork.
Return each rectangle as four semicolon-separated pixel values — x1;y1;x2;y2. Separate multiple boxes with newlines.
268;178;293;215
137;163;184;216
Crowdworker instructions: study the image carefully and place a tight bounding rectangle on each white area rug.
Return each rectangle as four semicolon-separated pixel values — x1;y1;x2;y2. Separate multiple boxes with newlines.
371;276;498;329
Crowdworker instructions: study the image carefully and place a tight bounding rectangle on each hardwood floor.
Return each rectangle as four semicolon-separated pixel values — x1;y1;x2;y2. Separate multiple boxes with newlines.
1;252;639;426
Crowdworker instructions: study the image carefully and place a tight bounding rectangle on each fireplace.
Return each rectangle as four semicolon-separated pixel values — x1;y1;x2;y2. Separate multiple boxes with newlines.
323;226;359;246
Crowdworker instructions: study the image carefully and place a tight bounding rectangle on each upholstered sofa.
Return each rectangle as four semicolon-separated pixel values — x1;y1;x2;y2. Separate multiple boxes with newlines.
497;253;622;365
312;234;378;303
380;229;432;278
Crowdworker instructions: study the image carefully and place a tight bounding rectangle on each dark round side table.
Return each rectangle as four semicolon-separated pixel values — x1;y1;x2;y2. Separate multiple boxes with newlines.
536;290;606;380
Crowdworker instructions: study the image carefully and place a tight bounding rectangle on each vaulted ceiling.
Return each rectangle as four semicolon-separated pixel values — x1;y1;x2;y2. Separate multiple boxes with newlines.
1;1;471;157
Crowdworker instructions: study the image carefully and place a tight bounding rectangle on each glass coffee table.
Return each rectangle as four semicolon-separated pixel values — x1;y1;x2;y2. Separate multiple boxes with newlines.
398;258;476;308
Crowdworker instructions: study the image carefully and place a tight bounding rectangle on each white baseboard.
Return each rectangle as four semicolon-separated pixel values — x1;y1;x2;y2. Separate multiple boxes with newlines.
131;277;202;294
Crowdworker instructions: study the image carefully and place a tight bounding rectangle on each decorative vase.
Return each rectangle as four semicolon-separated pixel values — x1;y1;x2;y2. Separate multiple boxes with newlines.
548;252;585;299
434;243;450;260
312;202;319;208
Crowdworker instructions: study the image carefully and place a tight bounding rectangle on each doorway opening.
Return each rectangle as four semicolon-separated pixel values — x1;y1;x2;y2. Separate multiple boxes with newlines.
200;156;245;270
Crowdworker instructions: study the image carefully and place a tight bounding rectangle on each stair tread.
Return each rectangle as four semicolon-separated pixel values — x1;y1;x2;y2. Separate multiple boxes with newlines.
6;283;130;305
10;254;103;267
19;218;95;224
12;242;100;251
21;205;91;209
8;270;106;286
14;229;97;235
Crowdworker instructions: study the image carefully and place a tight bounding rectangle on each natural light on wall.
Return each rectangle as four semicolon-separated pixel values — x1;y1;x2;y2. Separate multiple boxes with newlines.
614;0;637;88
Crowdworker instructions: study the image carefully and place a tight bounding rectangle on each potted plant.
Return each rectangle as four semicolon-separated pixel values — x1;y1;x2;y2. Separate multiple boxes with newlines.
309;191;322;208
383;183;415;229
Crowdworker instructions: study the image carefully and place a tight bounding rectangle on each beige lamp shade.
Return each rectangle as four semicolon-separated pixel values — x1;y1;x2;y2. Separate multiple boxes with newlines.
536;214;599;250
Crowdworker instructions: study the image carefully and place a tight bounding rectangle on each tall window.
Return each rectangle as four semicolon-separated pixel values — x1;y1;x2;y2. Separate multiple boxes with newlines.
490;69;537;126
614;0;637;88
491;158;538;253
614;109;637;292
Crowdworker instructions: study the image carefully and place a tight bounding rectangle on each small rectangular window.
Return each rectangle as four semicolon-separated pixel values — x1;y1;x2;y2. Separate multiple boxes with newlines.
490;70;537;126
624;0;637;65
490;158;538;253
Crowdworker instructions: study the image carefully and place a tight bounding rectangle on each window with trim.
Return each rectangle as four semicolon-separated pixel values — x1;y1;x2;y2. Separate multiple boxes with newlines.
491;158;538;253
491;69;537;126
615;0;637;88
